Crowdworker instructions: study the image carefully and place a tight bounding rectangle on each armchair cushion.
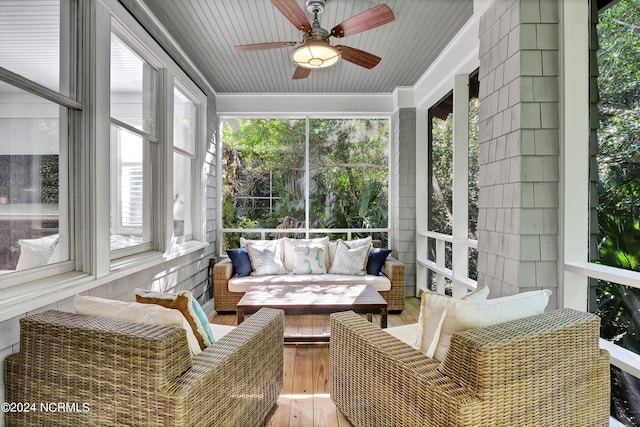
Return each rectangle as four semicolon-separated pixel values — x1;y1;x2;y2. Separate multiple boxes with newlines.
135;289;215;350
428;289;552;361
15;233;60;270
416;286;490;352
73;294;201;356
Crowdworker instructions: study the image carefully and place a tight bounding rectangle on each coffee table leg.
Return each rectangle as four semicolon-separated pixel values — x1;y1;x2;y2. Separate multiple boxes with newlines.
237;309;245;325
380;307;388;328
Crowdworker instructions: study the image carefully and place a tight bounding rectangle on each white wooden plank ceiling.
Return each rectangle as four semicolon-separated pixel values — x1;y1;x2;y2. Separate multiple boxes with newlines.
0;0;473;95
143;0;474;93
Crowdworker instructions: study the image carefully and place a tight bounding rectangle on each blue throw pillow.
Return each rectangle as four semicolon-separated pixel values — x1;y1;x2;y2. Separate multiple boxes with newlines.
366;248;392;276
226;248;253;277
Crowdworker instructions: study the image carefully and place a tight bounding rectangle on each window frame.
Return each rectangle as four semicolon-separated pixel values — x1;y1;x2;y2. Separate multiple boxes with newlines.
0;0;80;288
108;23;160;258
0;0;208;320
217;114;391;256
416;72;479;298
560;0;640;381
171;81;202;244
102;7;207;264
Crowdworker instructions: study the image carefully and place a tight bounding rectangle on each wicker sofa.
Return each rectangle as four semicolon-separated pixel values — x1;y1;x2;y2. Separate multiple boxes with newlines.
330;308;610;427
214;254;405;312
215;237;406;313
4;308;284;427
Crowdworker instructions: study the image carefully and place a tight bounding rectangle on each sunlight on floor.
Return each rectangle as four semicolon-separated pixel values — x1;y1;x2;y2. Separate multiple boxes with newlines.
278;393;331;400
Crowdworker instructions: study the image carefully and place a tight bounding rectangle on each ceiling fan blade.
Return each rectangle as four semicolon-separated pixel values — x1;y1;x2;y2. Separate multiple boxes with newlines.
331;4;395;38
271;0;312;32
336;45;382;69
292;67;311;80
235;41;297;52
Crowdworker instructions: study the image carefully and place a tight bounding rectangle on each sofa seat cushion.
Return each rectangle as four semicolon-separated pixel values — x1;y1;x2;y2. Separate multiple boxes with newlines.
385;323;418;346
209;323;235;340
228;273;391;292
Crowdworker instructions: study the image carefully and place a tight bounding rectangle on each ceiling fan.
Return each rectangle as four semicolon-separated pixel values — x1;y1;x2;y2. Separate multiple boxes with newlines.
235;0;395;80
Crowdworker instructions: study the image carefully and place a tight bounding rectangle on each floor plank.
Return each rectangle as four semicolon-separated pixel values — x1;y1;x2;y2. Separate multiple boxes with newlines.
313;345;339;427
213;297;420;427
289;346;314;426
266;346;296;427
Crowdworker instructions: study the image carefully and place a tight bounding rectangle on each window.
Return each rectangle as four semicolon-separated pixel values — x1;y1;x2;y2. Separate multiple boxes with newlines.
0;0;75;97
417;71;479;296
109;32;156;253
220;117;389;250
308;118;389;235
172;85;197;239
0;0;208;320
468;88;480;280
0;0;76;277
593;0;640;422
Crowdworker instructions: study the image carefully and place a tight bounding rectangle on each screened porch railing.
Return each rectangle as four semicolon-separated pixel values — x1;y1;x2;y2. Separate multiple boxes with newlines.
219;227;389;257
416;230;478;296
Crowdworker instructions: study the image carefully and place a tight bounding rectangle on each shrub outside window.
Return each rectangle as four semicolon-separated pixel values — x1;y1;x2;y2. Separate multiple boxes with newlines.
221;117;389;250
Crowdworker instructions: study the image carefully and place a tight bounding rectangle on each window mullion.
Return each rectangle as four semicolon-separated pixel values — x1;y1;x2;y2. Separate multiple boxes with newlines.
110;118;159;143
156;68;173;252
0;67;82;110
173;146;196;159
305;117;310;238
451;74;470;298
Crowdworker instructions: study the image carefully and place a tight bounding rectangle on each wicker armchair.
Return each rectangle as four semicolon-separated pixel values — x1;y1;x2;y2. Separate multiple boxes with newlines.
5;308;284;427
330;308;610;427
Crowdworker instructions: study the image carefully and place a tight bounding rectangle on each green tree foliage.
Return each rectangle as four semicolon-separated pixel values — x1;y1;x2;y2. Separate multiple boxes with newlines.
429;98;480;280
431;114;454;235
429;99;480;238
222;118;389;246
309;119;388;232
596;0;640;346
596;0;640;423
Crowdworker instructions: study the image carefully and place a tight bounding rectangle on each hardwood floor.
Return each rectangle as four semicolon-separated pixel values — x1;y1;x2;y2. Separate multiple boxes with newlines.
209;297;420;427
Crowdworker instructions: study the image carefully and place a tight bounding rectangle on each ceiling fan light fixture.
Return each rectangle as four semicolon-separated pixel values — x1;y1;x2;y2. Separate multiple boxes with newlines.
292;41;340;69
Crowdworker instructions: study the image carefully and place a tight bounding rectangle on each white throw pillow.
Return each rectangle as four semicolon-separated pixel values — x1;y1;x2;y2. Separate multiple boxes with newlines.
246;242;288;275
427;289;552;362
16;234;60;271
327;237;372;268
73;294;201;356
293;245;327;274
240;237;282;249
414;286;490;351
328;240;370;275
282;237;329;271
344;236;373;248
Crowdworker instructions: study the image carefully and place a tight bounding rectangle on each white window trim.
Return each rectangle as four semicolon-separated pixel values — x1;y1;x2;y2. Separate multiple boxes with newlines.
415;74;479;298
560;0;640;412
0;0;208;321
0;0;80;289
171;80;205;244
99;0;207;265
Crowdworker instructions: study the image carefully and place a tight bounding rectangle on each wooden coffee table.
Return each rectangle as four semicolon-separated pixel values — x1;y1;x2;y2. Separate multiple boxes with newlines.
236;284;388;343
